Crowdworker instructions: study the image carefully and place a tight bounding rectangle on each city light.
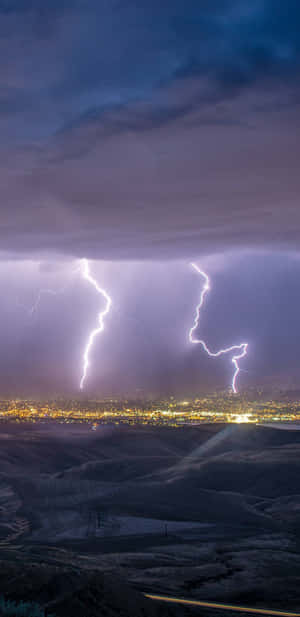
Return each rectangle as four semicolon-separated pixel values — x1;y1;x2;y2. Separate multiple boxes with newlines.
0;393;298;427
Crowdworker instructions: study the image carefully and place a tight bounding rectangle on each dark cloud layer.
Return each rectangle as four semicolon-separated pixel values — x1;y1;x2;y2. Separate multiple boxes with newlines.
0;0;299;259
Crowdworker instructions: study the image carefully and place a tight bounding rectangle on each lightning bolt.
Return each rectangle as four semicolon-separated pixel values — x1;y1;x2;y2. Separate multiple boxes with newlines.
23;266;81;317
29;288;61;316
79;258;112;391
189;262;248;393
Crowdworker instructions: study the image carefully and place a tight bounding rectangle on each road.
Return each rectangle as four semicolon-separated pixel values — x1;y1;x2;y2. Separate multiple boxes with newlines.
145;593;300;616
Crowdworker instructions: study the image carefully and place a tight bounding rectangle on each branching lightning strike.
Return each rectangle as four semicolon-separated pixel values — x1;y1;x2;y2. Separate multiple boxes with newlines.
79;258;112;390
189;262;248;393
26;265;81;317
29;288;61;316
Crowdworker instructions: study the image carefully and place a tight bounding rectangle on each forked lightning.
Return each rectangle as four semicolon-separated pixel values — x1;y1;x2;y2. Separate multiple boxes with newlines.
189;262;248;393
79;259;112;390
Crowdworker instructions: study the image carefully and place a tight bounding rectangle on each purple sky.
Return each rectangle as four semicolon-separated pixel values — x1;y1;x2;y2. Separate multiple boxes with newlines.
0;253;299;397
0;1;300;395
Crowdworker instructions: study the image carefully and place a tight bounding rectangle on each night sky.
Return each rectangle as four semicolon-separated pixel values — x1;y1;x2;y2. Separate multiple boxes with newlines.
0;1;300;396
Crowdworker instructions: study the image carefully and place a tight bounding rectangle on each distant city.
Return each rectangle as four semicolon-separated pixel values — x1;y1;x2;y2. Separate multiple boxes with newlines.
1;390;300;426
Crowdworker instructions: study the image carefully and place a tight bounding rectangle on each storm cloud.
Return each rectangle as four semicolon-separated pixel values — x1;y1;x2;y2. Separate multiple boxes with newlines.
0;0;299;260
1;2;300;395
